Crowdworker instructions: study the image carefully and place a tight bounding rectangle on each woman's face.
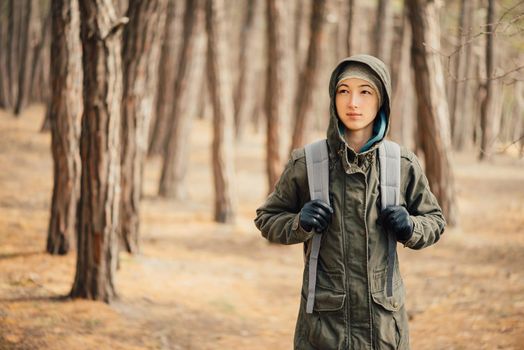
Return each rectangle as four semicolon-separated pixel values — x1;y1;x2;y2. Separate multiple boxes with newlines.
335;78;379;135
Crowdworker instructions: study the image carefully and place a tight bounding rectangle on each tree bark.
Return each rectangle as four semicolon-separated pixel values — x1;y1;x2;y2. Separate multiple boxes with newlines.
479;0;495;161
346;0;357;56
390;7;413;146
148;0;182;157
233;0;257;139
407;0;457;226
70;0;124;303
206;0;236;223
13;0;32;115
0;0;10;108
265;0;287;192
46;0;83;255
374;0;393;67
290;0;326;151
29;3;52;104
120;0;166;254
6;0;20;110
159;0;206;199
452;0;475;150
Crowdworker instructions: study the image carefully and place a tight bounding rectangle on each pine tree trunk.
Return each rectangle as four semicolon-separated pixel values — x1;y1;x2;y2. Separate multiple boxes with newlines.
29;4;52;104
290;0;326;151
6;0;20;110
346;0;357;56
148;0;181;157
13;0;32;116
159;0;206;199
120;0;166;254
374;0;393;66
336;0;349;58
46;0;83;255
233;0;257;139
479;0;495;161
453;0;475;150
0;0;10;108
70;0;124;303
206;0;236;223
390;7;412;145
265;0;286;192
407;0;457;226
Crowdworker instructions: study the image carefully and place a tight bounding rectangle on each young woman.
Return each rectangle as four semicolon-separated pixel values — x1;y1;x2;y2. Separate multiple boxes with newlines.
254;54;446;349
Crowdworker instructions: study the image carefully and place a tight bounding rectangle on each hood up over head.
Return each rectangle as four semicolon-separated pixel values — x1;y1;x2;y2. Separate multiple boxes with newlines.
326;54;392;157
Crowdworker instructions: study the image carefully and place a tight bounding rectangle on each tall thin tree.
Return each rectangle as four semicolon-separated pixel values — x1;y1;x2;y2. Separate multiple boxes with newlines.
374;0;393;66
46;0;83;255
71;0;126;302
120;0;167;254
265;0;286;192
148;0;181;157
233;0;257;139
206;0;236;223
479;0;495;160
159;0;206;199
290;0;327;151
407;0;458;225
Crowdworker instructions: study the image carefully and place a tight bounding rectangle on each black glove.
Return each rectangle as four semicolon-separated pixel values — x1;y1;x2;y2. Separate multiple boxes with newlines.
299;199;333;233
378;205;414;242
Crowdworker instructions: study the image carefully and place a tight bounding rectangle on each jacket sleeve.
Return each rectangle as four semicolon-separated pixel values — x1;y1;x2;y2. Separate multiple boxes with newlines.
401;151;446;250
254;150;315;245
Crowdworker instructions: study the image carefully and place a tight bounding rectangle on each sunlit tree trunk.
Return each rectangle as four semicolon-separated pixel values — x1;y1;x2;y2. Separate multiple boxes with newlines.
453;0;475;150
71;0;124;302
120;0;166;254
29;3;52;104
0;1;11;108
159;0;206;199
46;0;83;255
347;0;358;56
265;0;286;192
233;0;257;139
479;0;495;161
407;0;457;226
206;0;236;223
390;7;413;147
290;0;326;151
149;0;181;157
374;0;393;66
6;0;21;111
13;0;34;115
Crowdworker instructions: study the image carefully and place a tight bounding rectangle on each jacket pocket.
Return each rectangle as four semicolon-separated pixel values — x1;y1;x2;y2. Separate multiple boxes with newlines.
298;269;346;349
302;268;346;312
370;265;410;349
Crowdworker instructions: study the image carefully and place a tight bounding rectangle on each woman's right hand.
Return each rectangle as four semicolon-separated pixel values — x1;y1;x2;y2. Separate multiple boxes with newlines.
299;199;333;233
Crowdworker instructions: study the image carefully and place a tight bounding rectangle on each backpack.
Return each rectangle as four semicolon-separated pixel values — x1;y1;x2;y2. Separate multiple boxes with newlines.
304;139;401;314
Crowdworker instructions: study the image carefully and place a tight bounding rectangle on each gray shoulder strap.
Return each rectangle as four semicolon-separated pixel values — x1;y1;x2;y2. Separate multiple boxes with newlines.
304;139;330;314
379;140;401;209
378;140;401;298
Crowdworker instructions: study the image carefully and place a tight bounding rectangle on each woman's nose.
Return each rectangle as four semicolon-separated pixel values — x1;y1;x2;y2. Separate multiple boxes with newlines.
348;93;359;108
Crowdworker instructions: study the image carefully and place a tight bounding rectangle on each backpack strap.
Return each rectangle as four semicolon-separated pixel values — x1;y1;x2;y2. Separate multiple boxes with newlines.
378;140;401;298
304;139;330;314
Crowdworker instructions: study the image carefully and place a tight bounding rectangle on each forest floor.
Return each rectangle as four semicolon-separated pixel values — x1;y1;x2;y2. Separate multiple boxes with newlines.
0;105;523;350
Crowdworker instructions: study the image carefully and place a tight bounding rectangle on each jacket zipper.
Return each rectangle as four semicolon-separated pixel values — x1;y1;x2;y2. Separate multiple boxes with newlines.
342;169;350;348
363;173;374;349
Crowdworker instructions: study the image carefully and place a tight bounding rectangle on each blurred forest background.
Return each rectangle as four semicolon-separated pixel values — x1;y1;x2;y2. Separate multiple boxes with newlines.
0;0;523;349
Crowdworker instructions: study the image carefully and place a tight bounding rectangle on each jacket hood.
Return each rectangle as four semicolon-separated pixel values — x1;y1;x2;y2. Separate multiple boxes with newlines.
326;54;392;158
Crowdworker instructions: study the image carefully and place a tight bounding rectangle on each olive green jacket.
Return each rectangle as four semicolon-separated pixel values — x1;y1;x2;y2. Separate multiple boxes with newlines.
254;55;446;350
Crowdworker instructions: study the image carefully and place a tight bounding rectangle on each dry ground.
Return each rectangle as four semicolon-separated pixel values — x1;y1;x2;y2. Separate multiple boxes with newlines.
0;106;523;349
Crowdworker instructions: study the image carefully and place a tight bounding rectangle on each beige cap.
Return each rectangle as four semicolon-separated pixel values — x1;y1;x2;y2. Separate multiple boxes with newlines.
336;63;383;106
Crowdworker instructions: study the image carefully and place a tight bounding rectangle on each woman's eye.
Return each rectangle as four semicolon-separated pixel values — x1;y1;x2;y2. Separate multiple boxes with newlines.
338;89;349;94
361;90;372;95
